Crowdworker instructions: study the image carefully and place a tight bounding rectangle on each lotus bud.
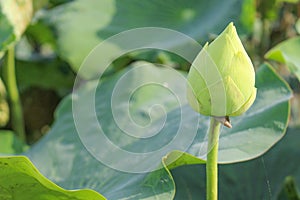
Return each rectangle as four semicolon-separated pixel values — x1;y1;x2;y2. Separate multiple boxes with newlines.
187;22;256;117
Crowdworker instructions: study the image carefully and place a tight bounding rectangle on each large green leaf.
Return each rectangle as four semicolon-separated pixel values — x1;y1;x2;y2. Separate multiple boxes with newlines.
0;0;33;57
172;127;300;200
26;62;191;199
25;61;291;199
0;156;105;200
265;37;300;81
46;0;254;73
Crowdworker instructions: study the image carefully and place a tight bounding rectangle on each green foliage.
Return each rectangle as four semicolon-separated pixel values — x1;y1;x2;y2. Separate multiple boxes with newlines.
0;156;106;200
23;62;291;199
277;0;300;3
15;59;75;93
0;0;33;57
0;0;298;199
0;130;26;154
296;19;300;34
0;11;14;58
265;37;300;81
277;176;300;200
45;0;254;74
239;0;256;33
0;78;9;127
172;127;300;199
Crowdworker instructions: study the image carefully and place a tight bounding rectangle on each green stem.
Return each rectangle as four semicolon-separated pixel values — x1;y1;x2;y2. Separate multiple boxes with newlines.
3;46;26;142
206;117;221;200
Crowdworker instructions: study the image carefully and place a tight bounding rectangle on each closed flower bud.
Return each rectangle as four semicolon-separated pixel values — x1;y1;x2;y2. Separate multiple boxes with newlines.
187;22;256;117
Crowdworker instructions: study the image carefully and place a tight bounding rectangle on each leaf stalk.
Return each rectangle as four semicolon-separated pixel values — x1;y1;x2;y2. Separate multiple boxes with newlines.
3;46;26;142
